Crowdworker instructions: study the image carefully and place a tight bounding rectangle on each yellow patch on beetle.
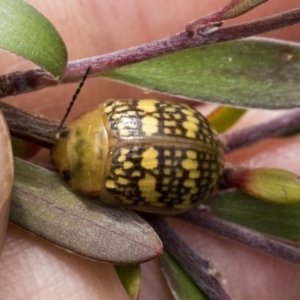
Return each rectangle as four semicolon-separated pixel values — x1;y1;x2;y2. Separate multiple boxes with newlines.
181;108;194;116
175;170;183;178
142;116;159;135
182;194;192;201
117;148;130;163
119;196;134;204
105;180;116;189
137;99;158;113
111;113;122;120
186;150;197;159
165;107;176;113
118;155;126;163
165;159;172;167
164;150;171;156
121;148;130;155
117;177;129;185
190;188;199;194
175;128;182;135
164;128;171;134
164;168;171;175
138;174;161;202
187;115;200;124
149;202;165;207
115;104;129;112
208;172;219;187
123;161;133;169
186;130;196;139
182;158;198;170
132;170;141;177
189;170;200;179
141;147;159;169
184;179;196;188
199;134;204;141
103;103;113;114
114;168;125;176
163;177;170;186
117;123;130;136
175;150;182;157
173;202;191;210
183;121;198;132
165;120;176;127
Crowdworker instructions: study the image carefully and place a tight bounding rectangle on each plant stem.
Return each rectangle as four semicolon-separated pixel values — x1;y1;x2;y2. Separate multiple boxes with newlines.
0;102;58;148
0;8;300;98
143;214;232;300
177;210;300;265
220;109;300;153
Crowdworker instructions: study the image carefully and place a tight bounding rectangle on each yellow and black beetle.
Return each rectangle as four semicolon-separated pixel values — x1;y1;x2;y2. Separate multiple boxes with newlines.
51;99;224;215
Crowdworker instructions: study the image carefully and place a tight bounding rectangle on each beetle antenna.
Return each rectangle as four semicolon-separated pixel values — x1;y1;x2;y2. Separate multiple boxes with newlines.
57;66;92;132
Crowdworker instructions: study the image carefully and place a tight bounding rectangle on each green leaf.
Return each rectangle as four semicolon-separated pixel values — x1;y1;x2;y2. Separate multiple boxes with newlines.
208;189;300;243
104;38;300;109
10;158;163;264
115;265;141;300
0;0;67;79
160;251;208;300
208;106;246;133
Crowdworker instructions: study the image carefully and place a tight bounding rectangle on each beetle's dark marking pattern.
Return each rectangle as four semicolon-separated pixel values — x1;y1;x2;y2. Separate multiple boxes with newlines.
103;99;221;150
52;98;224;214
62;169;71;181
104;144;223;210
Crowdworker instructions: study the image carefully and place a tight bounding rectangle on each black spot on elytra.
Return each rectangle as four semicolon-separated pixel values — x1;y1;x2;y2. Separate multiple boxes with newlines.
62;169;71;181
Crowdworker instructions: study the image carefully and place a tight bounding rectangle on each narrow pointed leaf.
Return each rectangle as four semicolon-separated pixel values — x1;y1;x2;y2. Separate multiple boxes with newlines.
224;168;300;204
10;158;162;264
186;0;268;34
104;38;300;109
208;189;300;243
222;0;269;20
115;265;141;300
208;106;246;133
0;0;67;79
160;251;208;300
